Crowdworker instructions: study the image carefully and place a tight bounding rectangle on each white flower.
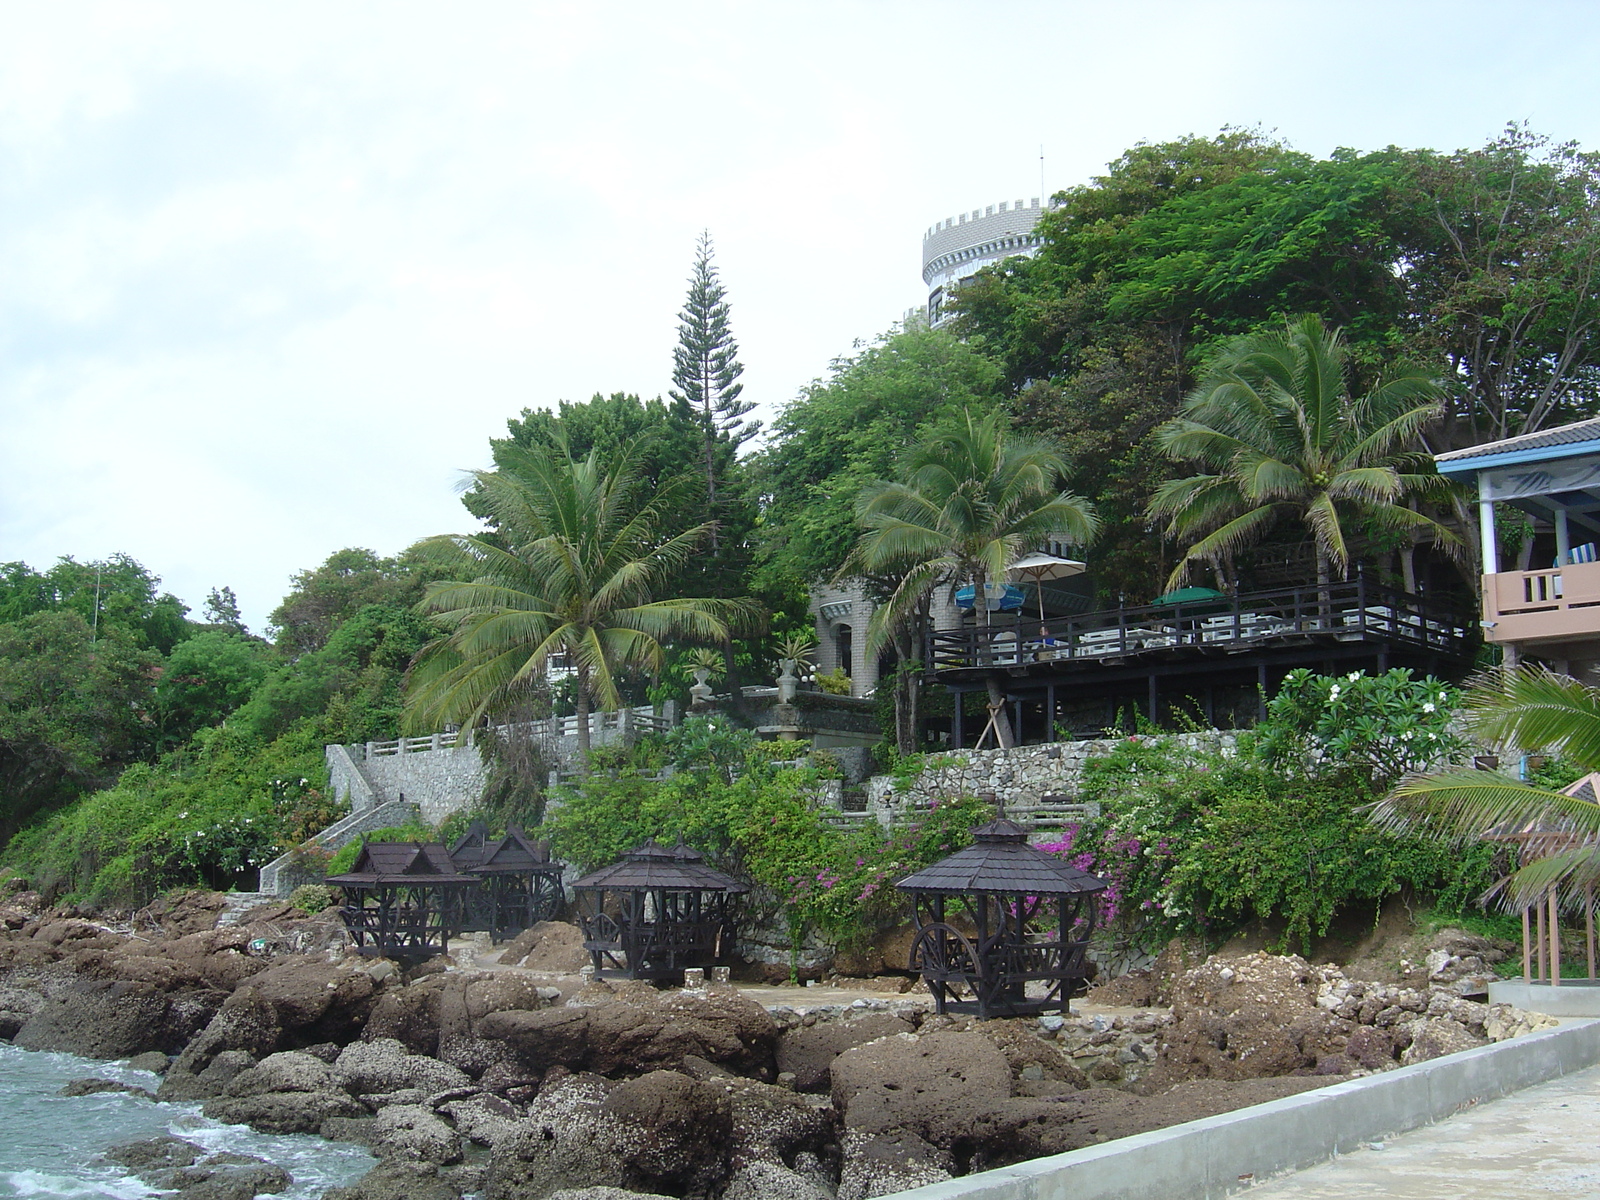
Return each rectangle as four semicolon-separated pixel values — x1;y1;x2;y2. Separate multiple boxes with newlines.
1422;702;1436;713
1328;684;1341;700
1428;732;1438;740
1348;672;1362;682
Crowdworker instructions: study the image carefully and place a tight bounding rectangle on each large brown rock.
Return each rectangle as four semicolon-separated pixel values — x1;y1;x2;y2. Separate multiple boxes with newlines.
1401;1017;1489;1065
133;890;229;935
830;1031;1013;1148
324;1160;463;1200
173;986;284;1067
485;1071;730;1200
13;978;179;1058
724;1078;835;1170
363;976;448;1056
478;982;778;1079
776;1012;917;1093
496;922;588;974
837;1129;953;1200
202;1089;367;1134
435;971;554;1077
245;958;378;1043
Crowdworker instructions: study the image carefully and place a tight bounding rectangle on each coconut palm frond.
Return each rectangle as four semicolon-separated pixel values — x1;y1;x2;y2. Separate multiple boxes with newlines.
1460;666;1600;768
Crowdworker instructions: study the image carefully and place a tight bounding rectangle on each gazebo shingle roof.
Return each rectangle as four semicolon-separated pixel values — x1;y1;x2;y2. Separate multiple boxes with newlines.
570;839;749;894
449;822;554;874
327;841;478;886
897;819;1107;896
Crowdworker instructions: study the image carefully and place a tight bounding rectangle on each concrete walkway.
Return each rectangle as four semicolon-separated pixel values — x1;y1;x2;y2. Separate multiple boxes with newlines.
1250;1062;1600;1199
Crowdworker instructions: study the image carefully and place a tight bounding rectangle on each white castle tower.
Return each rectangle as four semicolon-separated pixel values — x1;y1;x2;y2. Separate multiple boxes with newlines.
921;198;1048;326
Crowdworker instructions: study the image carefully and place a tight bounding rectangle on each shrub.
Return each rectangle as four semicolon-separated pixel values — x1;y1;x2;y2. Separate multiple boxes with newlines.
542;725;990;953
1047;670;1495;953
813;668;853;696
289;883;338;913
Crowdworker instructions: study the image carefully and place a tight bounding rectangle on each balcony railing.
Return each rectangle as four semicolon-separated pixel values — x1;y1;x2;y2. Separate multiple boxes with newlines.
925;579;1474;673
1484;560;1600;645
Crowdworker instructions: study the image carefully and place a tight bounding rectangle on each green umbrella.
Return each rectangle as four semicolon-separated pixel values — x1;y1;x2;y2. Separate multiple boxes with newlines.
1148;586;1230;615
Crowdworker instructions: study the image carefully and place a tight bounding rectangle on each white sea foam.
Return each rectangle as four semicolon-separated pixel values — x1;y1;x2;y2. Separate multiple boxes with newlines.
0;1043;373;1199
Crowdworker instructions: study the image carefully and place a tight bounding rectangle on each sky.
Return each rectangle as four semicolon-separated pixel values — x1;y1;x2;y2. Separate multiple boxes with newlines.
4;1;1600;635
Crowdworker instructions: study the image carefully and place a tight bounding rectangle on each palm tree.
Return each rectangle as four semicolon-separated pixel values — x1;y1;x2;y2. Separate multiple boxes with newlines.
842;408;1098;749
405;445;762;756
1148;314;1457;593
1373;666;1600;910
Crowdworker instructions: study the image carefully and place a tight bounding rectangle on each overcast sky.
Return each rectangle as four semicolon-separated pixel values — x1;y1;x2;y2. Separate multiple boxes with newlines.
4;1;1600;634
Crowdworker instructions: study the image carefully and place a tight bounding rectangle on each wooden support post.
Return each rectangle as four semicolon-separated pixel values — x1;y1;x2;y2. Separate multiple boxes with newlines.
1588;887;1596;982
1550;889;1562;986
1529;902;1542;985
1523;906;1532;984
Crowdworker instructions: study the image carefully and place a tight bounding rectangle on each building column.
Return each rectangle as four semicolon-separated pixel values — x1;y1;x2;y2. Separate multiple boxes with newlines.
1478;473;1499;575
1556;507;1572;566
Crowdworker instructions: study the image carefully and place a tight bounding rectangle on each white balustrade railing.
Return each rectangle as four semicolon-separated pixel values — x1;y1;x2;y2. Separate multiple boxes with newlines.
362;705;670;760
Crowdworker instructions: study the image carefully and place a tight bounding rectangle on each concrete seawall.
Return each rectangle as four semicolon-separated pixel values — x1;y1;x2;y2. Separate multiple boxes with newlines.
885;1017;1600;1200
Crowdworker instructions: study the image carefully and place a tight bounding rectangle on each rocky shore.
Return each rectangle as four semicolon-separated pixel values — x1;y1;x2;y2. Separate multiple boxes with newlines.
0;890;1559;1200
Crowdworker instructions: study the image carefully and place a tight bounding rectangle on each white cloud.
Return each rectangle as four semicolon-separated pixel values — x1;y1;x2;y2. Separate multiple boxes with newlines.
4;0;1600;629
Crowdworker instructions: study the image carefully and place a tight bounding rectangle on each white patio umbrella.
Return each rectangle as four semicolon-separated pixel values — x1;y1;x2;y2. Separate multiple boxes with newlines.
1007;552;1088;623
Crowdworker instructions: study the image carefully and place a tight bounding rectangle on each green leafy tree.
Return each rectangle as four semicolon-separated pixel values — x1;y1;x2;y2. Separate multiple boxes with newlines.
203;586;248;634
0;611;159;844
236;603;435;744
1148;314;1457;591
843;408;1097;749
268;548;427;656
495;392;701;496
406;445;763;755
155;631;270;750
1375;666;1600;911
756;324;1007;589
1400;125;1600;446
670;231;758;544
947;128;1600;594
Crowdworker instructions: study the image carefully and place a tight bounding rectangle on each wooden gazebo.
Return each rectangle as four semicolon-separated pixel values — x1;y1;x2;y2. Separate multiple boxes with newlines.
897;818;1107;1019
448;821;566;942
1486;772;1600;986
326;840;477;959
569;839;747;981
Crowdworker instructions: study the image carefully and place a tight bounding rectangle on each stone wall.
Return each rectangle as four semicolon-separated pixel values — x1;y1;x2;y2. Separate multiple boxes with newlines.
863;731;1242;827
357;744;490;825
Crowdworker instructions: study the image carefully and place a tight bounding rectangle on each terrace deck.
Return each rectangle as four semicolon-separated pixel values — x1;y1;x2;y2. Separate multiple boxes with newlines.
925;579;1477;745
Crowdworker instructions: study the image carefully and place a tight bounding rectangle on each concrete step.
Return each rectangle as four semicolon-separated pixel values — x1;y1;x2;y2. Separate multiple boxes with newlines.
216;892;274;926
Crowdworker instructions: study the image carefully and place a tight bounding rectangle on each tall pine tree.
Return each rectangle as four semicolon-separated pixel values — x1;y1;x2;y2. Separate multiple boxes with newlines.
670;232;758;547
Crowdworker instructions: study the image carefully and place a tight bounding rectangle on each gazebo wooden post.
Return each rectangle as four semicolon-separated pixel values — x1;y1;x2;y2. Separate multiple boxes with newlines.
1587;886;1596;981
1537;899;1548;982
1523;905;1533;984
1550;889;1561;986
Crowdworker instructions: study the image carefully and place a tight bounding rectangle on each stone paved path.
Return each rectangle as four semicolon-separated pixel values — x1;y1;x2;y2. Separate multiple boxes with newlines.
1250;1062;1600;1198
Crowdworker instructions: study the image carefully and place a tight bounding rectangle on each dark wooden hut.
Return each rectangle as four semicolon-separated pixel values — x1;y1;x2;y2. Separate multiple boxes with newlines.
448;821;566;941
569;839;748;981
896;818;1107;1018
326;840;477;959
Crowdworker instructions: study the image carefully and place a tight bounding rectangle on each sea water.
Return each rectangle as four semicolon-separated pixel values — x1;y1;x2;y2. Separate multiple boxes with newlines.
0;1043;375;1199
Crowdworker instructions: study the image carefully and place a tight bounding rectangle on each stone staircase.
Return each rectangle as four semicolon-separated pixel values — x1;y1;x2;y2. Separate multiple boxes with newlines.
216;892;275;926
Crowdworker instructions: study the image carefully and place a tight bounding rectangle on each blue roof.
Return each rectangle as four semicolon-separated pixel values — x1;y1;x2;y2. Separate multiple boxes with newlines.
1436;418;1600;477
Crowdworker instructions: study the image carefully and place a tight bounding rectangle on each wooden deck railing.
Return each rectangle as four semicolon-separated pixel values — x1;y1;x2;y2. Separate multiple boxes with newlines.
925;579;1474;673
